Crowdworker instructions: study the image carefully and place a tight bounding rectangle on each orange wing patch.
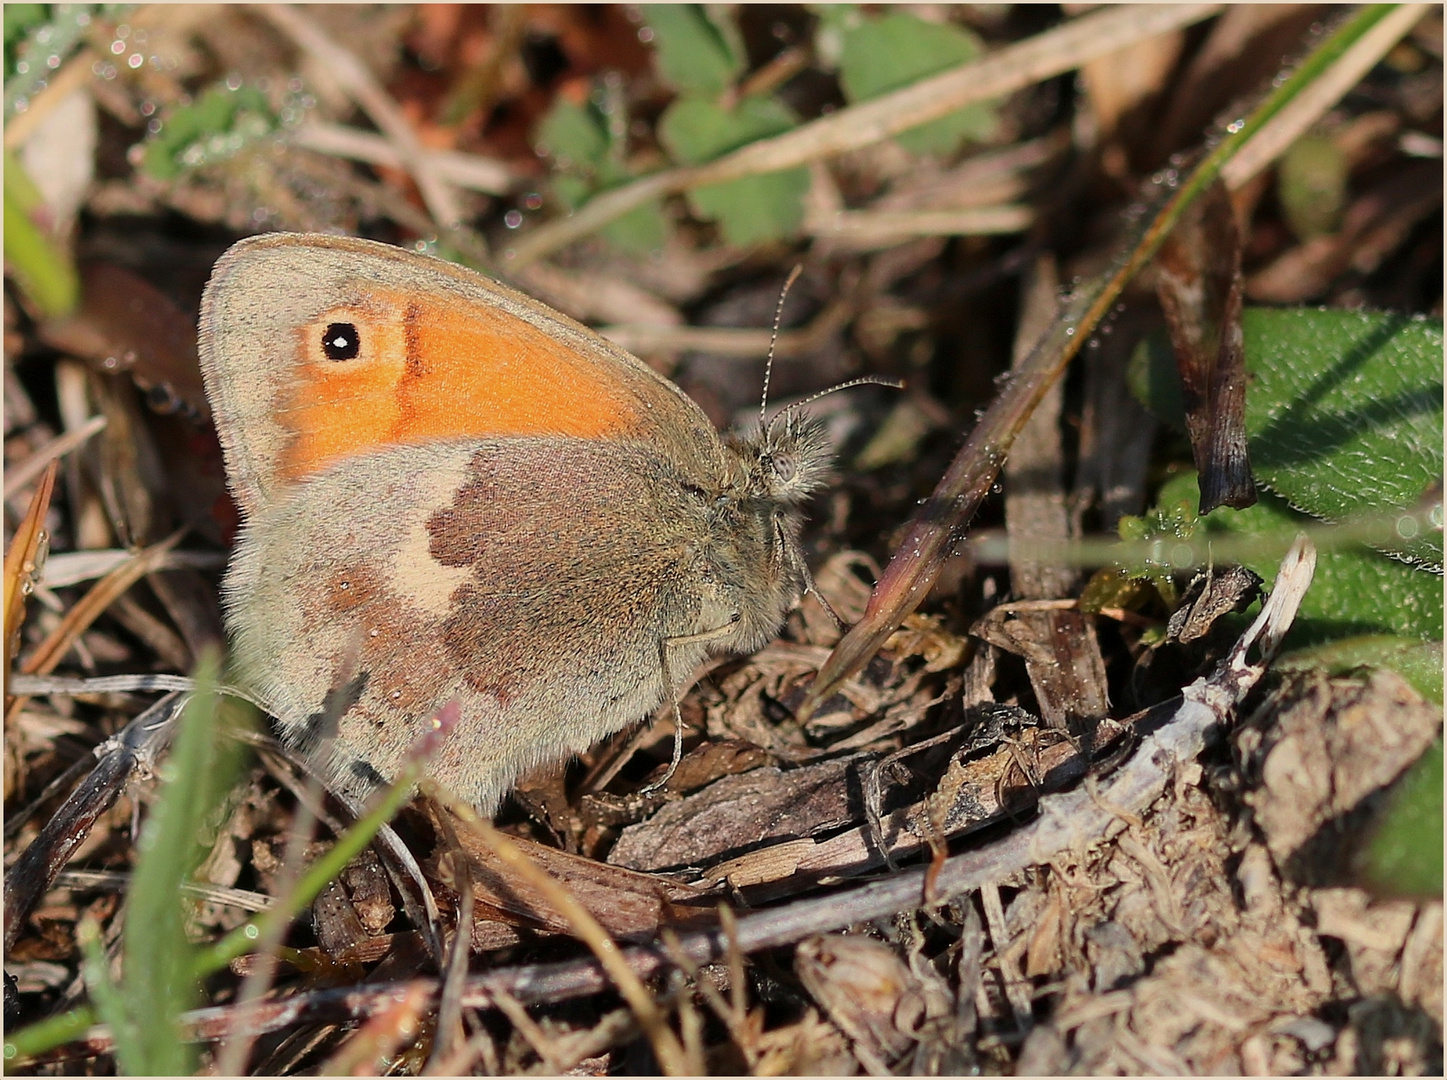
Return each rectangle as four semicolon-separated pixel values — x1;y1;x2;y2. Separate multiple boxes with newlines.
278;287;637;482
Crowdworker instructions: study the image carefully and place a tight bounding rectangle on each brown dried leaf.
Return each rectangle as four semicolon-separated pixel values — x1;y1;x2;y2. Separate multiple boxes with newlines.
607;756;861;874
1164;563;1262;644
425;802;708;942
969;603;1108;731
1154;178;1255;512
38;263;209;422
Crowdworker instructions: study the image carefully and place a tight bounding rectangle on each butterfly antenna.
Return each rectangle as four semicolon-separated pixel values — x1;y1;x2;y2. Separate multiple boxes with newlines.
761;264;805;428
780;374;906;417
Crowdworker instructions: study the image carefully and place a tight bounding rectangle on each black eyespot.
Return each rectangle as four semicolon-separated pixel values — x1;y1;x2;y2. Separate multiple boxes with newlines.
322;321;361;361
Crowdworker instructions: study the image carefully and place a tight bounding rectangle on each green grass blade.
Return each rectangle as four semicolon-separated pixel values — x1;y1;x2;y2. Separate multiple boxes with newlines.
121;652;244;1074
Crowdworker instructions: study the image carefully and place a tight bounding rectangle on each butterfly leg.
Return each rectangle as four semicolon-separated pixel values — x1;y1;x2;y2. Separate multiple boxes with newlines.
796;558;846;631
640;615;742;793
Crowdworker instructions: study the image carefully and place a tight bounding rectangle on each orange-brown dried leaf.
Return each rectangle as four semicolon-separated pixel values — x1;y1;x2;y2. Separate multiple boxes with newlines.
17;527;185;679
4;460;57;677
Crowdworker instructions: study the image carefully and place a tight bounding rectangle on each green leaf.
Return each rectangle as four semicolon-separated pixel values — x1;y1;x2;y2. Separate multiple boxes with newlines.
1127;330;1186;431
1113;487;1201;605
1158;471;1443;647
77;918;144;1073
535;61;683;251
659;94;808;245
644;4;744;96
1352;738;1443;901
142;82;278;181
659;93;799;164
688;168;810;246
535;98;610;174
1132;308;1444;568
550;173;594;213
4;155;79;317
837;12;996;156
601;201;668;253
4;4;47;65
4;4;90;117
1242;308;1443;568
535;99;667;254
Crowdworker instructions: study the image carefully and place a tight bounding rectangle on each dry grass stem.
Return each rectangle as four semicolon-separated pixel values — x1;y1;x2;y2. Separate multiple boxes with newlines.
258;4;466;231
16;528;185;679
507;4;1220;266
1222;5;1432;189
291;122;514;196
807;206;1035;243
442;801;691;1075
4;415;107;500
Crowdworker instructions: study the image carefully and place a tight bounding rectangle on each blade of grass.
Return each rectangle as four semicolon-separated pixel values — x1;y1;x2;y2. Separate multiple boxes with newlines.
3;153;79;317
121;650;245;1075
16;528;186;679
76;916;143;1073
1221;4;1431;189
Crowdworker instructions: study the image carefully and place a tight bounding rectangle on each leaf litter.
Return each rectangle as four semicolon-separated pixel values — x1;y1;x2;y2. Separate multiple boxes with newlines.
4;5;1441;1075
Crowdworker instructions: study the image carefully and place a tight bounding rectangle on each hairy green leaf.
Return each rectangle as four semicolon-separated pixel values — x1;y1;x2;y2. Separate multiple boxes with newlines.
1136;309;1444;568
1158;471;1443;647
1242;308;1443;568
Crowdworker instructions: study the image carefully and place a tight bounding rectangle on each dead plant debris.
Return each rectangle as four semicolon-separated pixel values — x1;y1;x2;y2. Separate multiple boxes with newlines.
4;5;1441;1075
